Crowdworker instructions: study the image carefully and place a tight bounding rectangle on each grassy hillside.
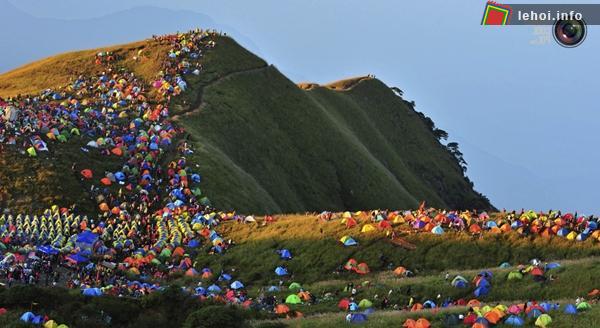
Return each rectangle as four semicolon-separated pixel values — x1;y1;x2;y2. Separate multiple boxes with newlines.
171;38;491;213
198;214;600;285
0;35;491;215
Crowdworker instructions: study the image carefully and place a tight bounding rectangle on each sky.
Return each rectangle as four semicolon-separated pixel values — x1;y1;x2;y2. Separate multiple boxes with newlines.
3;0;600;213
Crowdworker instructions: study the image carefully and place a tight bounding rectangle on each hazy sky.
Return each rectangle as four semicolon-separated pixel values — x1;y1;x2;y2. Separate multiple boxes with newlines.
4;0;600;213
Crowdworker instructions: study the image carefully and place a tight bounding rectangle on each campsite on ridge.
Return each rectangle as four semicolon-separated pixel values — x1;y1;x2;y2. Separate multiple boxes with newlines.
0;17;598;328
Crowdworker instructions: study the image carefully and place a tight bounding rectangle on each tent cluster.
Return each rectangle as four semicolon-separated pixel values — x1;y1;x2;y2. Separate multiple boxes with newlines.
20;312;68;327
330;209;600;242
451;298;592;327
0;29;243;302
343;259;370;275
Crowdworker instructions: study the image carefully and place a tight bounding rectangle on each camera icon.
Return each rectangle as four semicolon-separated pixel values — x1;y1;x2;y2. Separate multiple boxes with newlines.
553;19;587;48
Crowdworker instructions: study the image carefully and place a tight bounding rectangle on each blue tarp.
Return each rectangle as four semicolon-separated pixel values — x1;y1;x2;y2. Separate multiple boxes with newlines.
348;313;367;323
67;253;90;264
76;231;99;244
38;245;59;255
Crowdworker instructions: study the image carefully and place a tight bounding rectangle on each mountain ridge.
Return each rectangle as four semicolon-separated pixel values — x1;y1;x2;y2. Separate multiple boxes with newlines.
0;34;492;214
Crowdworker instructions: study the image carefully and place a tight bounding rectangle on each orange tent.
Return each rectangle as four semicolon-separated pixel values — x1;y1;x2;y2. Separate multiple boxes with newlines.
172;247;185;257
411;303;423;312
415;318;431;328
100;177;112;186
99;203;109;212
469;224;482;234
403;319;417;328
467;299;481;307
111;147;123;156
484;310;502;324
81;169;93;179
275;304;290;314
472;324;487;328
393;266;407;276
588;289;600;296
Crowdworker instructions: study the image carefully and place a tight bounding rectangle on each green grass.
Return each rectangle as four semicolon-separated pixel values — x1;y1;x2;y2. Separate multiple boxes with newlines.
175;53;491;213
253;305;600;328
0;33;490;215
194;214;600;286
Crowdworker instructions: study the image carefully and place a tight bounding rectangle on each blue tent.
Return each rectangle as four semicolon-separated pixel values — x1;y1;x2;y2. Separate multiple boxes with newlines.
423;300;436;308
32;315;44;325
475;317;489;325
455;281;467;288
76;231;99;245
20;312;35;323
187;239;200;248
279;249;292;260
349;302;359;311
540;302;553;313
474;285;490;297
431;225;444;234
230;281;244;290
38;245;59;255
275;266;288;276
479;270;493;279
67;253;90;264
527;309;542;318
499;262;511;268
83;287;103;296
546;262;561;270
219;273;232;281
564;304;578;314
363;308;375;315
268;286;280;292
349;313;367;323
343;237;358;246
208;284;221;293
195;287;206;296
505;315;525;326
115;171;126;181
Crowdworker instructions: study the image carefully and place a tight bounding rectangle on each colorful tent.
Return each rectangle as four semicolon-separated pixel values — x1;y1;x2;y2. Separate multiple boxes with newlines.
285;294;302;304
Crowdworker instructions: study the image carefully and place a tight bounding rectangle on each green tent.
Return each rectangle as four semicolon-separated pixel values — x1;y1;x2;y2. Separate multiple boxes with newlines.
535;313;552;328
577;302;591;311
507;271;523;281
358;299;373;309
285;294;302;304
289;282;302;291
160;248;172;258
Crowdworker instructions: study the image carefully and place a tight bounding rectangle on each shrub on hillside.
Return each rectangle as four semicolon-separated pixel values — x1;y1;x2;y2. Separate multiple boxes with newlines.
183;305;248;328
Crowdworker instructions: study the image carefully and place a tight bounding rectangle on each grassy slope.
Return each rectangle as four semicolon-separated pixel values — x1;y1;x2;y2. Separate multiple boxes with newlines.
174;38;490;214
0;41;172;213
0;35;490;214
196;215;600;285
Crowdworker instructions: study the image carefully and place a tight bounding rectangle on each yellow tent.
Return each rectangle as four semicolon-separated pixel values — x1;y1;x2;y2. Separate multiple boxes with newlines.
566;231;577;240
27;147;37;157
361;224;376;233
44;320;59;328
